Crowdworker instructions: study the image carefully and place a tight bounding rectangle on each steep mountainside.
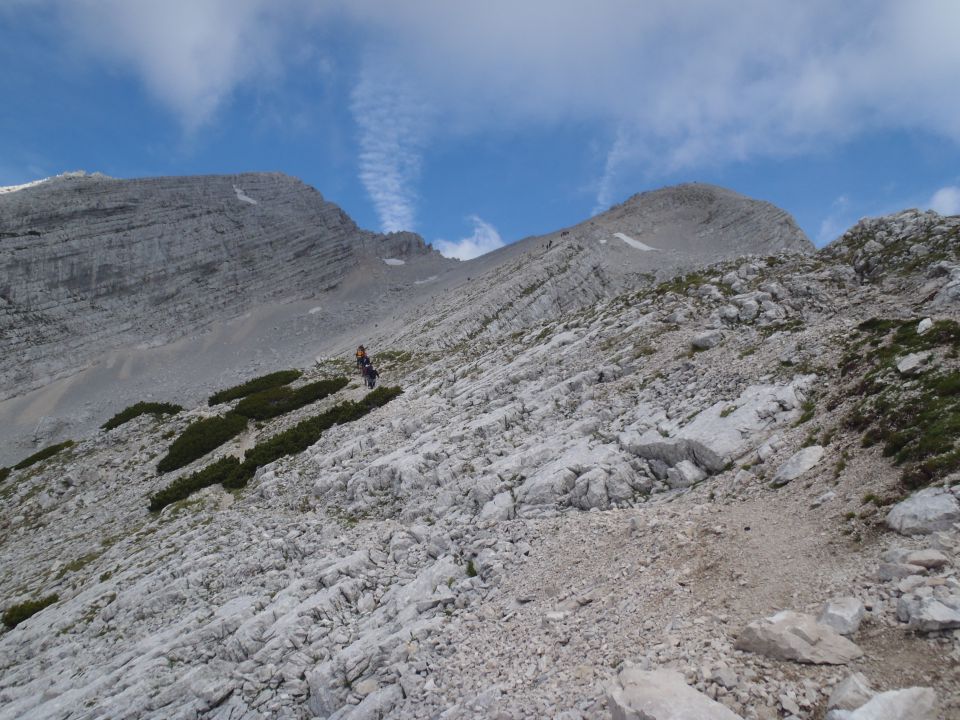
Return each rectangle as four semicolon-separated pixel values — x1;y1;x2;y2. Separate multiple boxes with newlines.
0;171;447;401
0;180;809;465
0;201;958;720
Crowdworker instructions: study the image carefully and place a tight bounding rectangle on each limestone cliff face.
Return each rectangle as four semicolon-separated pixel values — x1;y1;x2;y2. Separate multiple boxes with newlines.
0;172;436;399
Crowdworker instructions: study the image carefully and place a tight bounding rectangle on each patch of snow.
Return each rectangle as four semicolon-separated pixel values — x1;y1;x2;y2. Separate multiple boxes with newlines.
233;185;258;205
383;258;406;266
308;306;323;315
613;232;656;251
414;275;438;285
598;237;608;244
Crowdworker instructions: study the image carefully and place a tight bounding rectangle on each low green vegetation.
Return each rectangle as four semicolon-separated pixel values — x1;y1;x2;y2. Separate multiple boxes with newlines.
841;318;960;489
13;441;75;471
208;369;302;406
101;401;183;431
148;457;242;512
156;413;248;474
0;467;9;484
149;386;403;511
233;377;347;421
2;594;58;628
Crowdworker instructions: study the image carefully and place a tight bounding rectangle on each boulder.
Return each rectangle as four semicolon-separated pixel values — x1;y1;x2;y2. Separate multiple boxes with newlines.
895;351;932;376
896;595;960;632
734;611;863;664
886;488;960;535
608;667;743;720
826;687;937;720
771;445;824;487
916;318;933;335
818;597;865;636
692;330;723;350
827;672;875;711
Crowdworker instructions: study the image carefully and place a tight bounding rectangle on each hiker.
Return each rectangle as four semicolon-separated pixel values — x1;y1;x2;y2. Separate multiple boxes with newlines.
363;363;379;389
355;345;367;372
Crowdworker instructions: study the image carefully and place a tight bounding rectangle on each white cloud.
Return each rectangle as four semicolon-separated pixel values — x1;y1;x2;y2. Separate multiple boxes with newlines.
24;1;960;216
51;0;301;131
929;186;960;216
350;63;430;233
433;216;504;260
817;195;852;246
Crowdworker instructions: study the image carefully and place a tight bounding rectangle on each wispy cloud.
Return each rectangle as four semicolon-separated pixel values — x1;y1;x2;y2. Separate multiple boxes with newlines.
593;126;631;216
929;186;960;216
817;195;853;246
350;64;430;233
433;215;504;260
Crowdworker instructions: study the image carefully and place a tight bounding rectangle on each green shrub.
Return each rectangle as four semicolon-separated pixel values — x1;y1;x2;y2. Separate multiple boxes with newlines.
149;457;242;512
149;387;403;509
156;413;248;473
0;467;9;484
234;377;348;421
240;386;403;474
13;441;75;470
2;594;58;628
208;370;302;406
102;401;183;430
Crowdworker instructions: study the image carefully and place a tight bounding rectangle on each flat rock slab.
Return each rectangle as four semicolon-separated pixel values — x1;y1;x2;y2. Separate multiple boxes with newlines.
608;668;743;720
886;488;960;535
771;445;824;487
826;687;937;720
734;611;863;664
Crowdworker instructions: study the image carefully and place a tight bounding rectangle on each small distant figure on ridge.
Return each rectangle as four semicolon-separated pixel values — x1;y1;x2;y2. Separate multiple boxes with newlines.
355;345;367;373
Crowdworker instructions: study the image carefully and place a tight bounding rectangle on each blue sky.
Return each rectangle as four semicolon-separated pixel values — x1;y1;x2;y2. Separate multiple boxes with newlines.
2;1;960;259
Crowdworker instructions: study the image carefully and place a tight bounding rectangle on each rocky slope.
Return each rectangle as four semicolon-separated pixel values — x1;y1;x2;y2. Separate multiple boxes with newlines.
0;179;810;467
0;171;448;401
1;195;959;719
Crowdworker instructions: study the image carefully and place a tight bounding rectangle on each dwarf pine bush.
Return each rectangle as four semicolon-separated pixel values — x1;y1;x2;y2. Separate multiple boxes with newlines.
149;386;403;510
148;457;241;512
2;594;59;628
156;413;248;474
102;402;183;431
0;467;9;484
233;377;348;421
13;441;75;471
208;370;303;406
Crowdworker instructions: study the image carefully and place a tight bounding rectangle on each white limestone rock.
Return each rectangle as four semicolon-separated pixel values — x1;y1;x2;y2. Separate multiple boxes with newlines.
621;376;814;474
828;672;875;711
895;351;932;376
826;687;937;720
771;445;824;487
608;667;743;720
734;611;863;664
818;597;865;636
886;488;960;535
896;594;960;632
